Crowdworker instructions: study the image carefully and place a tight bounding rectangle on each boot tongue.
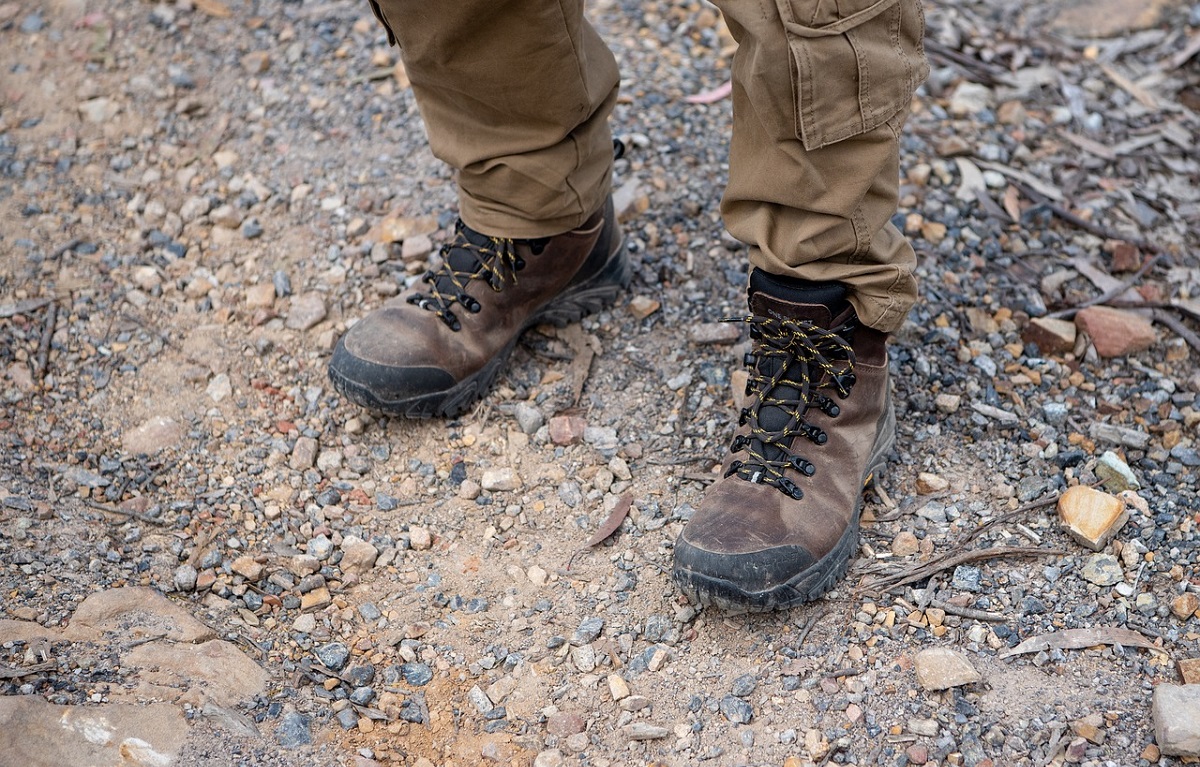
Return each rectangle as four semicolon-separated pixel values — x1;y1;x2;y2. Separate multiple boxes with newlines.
740;271;853;479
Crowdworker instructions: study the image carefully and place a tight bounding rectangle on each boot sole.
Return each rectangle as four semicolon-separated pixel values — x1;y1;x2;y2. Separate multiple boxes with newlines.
329;237;630;419
674;398;897;613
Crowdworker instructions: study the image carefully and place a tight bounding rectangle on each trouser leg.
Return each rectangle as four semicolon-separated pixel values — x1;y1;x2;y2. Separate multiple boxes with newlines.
368;0;620;238
713;0;929;332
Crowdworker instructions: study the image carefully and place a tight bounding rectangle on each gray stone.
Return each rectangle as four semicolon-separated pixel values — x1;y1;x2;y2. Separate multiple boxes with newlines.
467;685;493;714
571;616;605;646
1081;554;1124;586
206;373;232;403
719;695;754;724
291;436;318;470
307;534;334;560
285;292;327;331
315;642;350;670
731;673;757;698
1155;684;1200;755
339;535;379;575
276;710;312;748
914;648;981;691
173;563;199;592
952;565;983;592
1096;450;1140;492
513;403;544;435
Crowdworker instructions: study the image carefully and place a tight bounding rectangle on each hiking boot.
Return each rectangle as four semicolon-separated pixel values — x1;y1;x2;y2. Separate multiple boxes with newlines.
328;197;628;418
672;269;896;612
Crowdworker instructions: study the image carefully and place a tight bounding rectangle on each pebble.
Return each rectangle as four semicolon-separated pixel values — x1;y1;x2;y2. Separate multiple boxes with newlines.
409;526;433;550
339;536;379;575
285;293;328;331
690;322;741;345
1075;306;1157;357
173;564;198;592
315;643;350;671
719;695;753;724
934;393;961;413
123;416;183;454
571;617;605;646
1058;486;1129;551
467;686;492;714
730;673;757;698
480;468;520;492
276;711;313;748
1080;554;1124;586
291;437;318;470
607;674;630;701
1172;593;1200;621
915;472;949;494
1095;450;1140;492
548;415;586;445
513;403;544;434
206;374;232;403
1154;685;1200;756
628;295;660;319
534;750;564;767
1023;317;1076;355
547;712;586;737
914;648;981;691
891;531;920;556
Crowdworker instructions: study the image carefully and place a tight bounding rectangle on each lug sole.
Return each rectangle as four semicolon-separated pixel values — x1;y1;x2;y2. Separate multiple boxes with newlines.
329;237;630;419
674;398;897;613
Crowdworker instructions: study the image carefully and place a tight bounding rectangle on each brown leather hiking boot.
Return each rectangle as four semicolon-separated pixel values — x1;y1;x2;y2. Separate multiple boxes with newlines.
672;270;896;612
328;198;628;417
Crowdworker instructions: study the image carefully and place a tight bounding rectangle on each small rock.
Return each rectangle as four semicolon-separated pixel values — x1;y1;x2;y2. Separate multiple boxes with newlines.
123;415;183;454
340;536;379;575
1179;659;1200;685
571;616;604;646
241;51;270;73
1071;713;1106;745
1075;306;1156;357
719;695;753;724
916;472;949;494
315;642;350;671
245;283;277;308
534;750;564;767
546;712;585;737
527;565;548;586
731;674;757;698
79;97;120;123
209;204;242;229
400;234;433;261
690;322;740;345
913;648;981;691
905;744;929;765
206;374;232;403
891;531;919;557
513;403;544;435
1057;485;1129;551
401;663;433;686
628;295;660;319
1155;685;1200;755
1023;317;1077;355
301;587;332;611
409;527;433;550
291;436;318;470
948;81;991;116
1172;593;1200;621
276;710;313;748
292;614;316;633
285;293;327;331
173;564;199;592
607;674;630;701
934;393;961;414
571;644;596;673
481;468;520;492
231;556;263;581
612;179;649;222
908;718;939;737
1095;450;1140;492
548;415;586;445
1080;554;1124;586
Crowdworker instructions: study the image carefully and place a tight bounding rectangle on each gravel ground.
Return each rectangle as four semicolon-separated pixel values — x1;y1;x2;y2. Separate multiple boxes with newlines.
3;0;1200;765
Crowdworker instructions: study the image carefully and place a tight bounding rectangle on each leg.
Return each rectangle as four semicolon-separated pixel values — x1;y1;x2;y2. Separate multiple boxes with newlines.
673;0;927;610
367;0;620;237
329;0;629;417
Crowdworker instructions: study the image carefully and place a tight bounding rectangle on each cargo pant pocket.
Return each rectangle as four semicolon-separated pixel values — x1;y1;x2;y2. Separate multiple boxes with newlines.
775;0;927;150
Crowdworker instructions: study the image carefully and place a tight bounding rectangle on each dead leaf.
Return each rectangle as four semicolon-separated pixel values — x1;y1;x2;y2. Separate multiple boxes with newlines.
193;0;233;18
1002;185;1022;222
999;627;1165;660
954;157;986;203
566;493;633;569
562;324;600;407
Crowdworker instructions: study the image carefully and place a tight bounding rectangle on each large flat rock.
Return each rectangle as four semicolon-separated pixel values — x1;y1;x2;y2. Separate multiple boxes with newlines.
0;697;187;767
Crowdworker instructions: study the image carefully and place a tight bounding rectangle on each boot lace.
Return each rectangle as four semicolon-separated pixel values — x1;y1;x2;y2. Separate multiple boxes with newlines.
407;222;548;331
724;315;858;500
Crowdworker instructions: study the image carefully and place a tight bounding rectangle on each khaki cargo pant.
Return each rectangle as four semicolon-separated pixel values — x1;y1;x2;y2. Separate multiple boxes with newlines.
367;0;928;332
